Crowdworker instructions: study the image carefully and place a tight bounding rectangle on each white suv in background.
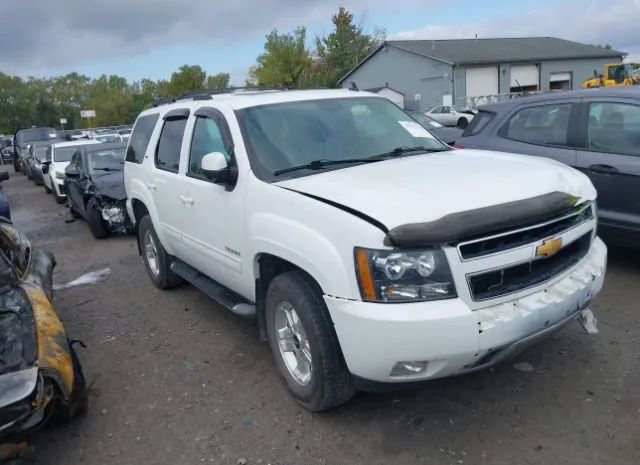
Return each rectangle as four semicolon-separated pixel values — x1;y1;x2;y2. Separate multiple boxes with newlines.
43;140;101;203
124;89;606;411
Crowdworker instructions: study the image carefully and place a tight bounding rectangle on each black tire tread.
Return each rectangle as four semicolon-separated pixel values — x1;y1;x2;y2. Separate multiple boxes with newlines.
137;215;182;289
267;271;355;411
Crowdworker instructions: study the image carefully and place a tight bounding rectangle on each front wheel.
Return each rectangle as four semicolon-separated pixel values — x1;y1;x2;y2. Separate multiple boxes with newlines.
266;271;355;412
137;215;182;289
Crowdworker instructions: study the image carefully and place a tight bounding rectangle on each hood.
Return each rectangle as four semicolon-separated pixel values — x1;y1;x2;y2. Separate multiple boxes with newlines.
92;171;126;200
431;126;463;145
276;149;595;241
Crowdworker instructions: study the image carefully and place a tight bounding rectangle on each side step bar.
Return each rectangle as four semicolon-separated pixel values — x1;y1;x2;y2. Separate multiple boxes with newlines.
170;259;256;318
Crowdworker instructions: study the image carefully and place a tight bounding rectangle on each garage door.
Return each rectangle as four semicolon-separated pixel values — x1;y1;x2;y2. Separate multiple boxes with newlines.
510;64;539;90
466;66;499;98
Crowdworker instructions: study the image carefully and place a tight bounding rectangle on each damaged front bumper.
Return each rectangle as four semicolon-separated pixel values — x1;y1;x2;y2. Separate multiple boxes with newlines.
100;200;131;234
327;238;607;389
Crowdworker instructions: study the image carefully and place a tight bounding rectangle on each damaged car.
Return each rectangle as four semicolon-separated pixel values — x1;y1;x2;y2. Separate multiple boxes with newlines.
0;220;87;452
65;142;130;239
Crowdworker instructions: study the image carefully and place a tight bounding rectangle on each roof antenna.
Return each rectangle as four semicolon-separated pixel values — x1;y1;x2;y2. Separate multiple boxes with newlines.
475;33;478;41
349;81;359;91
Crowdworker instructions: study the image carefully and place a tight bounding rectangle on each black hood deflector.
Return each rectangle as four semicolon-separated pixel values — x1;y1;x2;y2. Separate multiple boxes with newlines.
385;191;580;247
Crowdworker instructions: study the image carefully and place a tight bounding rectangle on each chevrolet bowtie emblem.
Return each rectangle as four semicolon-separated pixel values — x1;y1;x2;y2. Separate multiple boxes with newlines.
536;238;563;258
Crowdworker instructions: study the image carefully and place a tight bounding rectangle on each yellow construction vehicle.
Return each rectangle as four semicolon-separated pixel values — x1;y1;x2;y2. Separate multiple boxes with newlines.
582;63;640;88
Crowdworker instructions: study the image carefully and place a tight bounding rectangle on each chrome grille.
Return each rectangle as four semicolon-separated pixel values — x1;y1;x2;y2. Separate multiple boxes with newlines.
458;202;593;260
467;233;592;301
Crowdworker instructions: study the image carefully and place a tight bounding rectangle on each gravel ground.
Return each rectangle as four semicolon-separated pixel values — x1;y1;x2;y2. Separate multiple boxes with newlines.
3;169;639;465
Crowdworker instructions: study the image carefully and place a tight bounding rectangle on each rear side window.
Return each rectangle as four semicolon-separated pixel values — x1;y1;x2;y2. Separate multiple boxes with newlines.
155;118;187;173
463;110;495;136
126;114;159;164
500;103;572;146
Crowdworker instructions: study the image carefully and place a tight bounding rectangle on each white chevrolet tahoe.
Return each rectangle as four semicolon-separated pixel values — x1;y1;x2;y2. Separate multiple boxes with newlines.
124;89;607;411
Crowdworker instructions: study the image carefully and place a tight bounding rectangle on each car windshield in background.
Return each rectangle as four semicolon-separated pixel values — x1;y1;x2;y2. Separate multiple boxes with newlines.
97;135;121;143
17;128;58;142
54;146;80;162
88;148;125;175
238;97;447;180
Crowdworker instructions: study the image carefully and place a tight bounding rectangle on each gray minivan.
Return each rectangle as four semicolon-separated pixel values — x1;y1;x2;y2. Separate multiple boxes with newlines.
459;86;640;249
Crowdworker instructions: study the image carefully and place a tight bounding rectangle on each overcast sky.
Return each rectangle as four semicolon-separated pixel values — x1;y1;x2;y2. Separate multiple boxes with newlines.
1;0;638;84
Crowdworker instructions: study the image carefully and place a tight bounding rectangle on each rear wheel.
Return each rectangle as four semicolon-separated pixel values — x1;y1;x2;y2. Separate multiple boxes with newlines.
137;215;182;289
457;117;469;128
266;271;355;412
86;199;109;239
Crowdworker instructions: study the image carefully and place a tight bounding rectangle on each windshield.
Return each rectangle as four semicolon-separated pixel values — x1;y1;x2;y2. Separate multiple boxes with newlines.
17;128;58;143
53;146;80;162
408;111;443;128
238;97;447;180
88;147;125;175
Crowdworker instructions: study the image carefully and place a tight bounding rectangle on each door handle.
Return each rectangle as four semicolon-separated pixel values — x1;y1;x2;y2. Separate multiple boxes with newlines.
588;164;619;175
178;194;194;205
145;182;158;191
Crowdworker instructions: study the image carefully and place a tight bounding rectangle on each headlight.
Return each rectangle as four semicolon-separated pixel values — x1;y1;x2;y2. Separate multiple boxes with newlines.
355;247;456;302
20;148;29;157
55;172;65;179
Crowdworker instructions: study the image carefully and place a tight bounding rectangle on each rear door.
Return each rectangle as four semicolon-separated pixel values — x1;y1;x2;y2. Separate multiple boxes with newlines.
575;99;640;242
489;100;579;167
149;110;190;252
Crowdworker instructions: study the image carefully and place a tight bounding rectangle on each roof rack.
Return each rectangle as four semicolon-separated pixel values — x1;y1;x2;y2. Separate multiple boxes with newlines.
151;86;291;107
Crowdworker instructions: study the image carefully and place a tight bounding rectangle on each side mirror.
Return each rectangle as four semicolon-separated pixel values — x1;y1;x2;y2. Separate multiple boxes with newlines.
201;152;236;186
0;172;9;182
41;162;50;174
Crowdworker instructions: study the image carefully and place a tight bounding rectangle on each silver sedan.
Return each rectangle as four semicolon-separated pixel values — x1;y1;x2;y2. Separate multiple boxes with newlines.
425;105;475;128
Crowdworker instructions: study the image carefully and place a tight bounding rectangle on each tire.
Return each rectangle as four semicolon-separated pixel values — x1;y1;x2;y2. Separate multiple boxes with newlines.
266;271;355;411
44;183;52;194
137;215;182;289
26;168;33;180
13;160;20;173
86;199;110;239
457;117;469;129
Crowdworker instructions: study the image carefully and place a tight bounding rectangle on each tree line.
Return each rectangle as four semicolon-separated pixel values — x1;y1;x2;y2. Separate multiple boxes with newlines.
0;8;380;133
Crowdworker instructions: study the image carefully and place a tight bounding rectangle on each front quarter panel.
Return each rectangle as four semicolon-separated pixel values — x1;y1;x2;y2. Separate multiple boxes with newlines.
246;174;388;300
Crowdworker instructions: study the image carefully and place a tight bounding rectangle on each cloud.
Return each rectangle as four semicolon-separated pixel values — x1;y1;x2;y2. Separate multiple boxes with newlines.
0;0;419;77
391;0;640;58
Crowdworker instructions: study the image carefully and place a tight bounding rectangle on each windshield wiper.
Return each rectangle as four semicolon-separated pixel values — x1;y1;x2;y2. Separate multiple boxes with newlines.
273;158;381;176
369;146;448;160
93;167;122;172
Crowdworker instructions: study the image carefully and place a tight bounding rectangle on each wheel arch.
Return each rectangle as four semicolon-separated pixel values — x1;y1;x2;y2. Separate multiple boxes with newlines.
253;253;328;342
